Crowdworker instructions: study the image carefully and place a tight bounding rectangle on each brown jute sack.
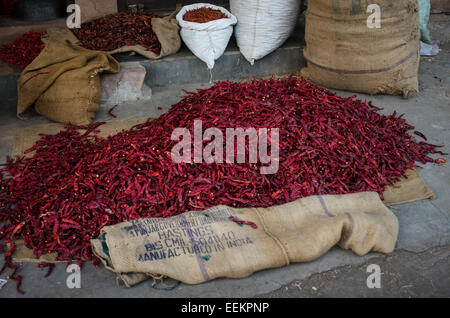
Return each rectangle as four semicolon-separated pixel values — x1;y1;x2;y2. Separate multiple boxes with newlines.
74;0;118;24
107;15;181;60
62;10;181;60
17;39;120;126
91;192;398;286
301;0;420;97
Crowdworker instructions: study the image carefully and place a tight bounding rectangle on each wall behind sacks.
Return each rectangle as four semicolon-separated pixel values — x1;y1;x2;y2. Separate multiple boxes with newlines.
431;0;450;12
117;0;229;13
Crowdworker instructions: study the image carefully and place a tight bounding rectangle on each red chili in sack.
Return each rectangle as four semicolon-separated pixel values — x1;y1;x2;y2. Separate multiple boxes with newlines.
72;10;161;54
183;8;228;23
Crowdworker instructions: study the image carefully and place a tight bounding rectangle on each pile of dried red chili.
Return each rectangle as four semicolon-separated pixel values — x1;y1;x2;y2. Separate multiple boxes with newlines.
183;7;228;23
0;76;446;293
0;31;46;69
72;10;161;53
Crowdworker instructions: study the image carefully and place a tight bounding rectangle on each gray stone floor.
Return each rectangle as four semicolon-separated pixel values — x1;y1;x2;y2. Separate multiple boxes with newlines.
0;15;448;298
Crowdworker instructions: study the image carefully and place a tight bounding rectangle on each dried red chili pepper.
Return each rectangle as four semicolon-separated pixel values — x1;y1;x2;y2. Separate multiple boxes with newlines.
20;72;50;88
0;76;446;294
0;242;24;294
108;105;118;118
72;10;161;54
183;7;228;23
229;216;258;229
414;131;427;141
8;263;24;294
0;31;46;69
38;263;55;278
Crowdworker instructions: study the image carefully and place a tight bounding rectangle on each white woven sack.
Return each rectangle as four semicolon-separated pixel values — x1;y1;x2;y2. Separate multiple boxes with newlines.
176;3;237;69
230;0;300;65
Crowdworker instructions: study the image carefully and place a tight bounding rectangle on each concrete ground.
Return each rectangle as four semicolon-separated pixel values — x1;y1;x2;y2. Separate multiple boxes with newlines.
258;245;450;298
0;15;449;298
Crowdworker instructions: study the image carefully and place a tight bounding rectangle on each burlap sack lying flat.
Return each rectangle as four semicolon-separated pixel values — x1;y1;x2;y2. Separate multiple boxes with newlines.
92;192;398;286
301;0;420;97
382;169;435;206
17;39;120;126
11;118;149;158
8;119;434;286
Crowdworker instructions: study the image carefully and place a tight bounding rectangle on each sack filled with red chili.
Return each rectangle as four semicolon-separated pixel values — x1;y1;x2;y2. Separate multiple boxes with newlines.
183;7;228;23
176;4;237;69
72;10;161;53
71;9;181;59
0;31;46;69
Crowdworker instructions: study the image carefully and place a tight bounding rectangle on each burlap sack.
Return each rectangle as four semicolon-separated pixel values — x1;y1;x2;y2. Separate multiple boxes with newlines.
382;169;435;206
17;39;120;126
65;10;181;60
91;192;398;286
11;118;149;158
74;0;118;24
301;0;420;97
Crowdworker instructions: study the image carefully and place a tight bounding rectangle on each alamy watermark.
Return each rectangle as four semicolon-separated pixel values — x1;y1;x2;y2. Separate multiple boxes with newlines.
67;2;382;30
66;264;81;289
171;120;279;174
66;4;81;29
366;4;381;29
366;264;381;289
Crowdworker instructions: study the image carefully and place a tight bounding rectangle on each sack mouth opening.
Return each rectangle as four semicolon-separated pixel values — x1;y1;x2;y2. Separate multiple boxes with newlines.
182;16;234;24
176;3;237;29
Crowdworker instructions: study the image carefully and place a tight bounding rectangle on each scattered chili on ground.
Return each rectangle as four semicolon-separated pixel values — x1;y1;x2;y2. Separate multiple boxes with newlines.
183;7;228;23
72;10;161;54
107;105;118;118
414;131;427;141
0;242;24;294
0;31;46;69
37;263;55;278
0;76;446;293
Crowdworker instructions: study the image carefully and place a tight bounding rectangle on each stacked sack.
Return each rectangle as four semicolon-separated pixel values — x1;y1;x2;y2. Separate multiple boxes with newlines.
230;0;301;65
301;0;420;97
